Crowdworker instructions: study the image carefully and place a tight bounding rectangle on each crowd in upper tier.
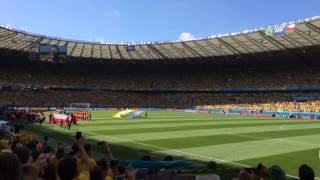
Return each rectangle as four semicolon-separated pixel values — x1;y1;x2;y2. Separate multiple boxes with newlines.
0;109;317;180
0;62;320;90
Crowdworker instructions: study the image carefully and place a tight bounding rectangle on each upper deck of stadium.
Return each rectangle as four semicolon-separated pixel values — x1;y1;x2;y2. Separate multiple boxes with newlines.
0;16;320;60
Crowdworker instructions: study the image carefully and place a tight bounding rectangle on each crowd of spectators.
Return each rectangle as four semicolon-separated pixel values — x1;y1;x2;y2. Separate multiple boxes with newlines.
200;100;320;113
197;92;320;113
1;57;320;113
0;109;45;133
0;61;320;90
1;90;320;113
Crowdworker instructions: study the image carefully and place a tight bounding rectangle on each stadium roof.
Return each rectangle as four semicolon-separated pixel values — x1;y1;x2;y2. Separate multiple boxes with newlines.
0;16;320;60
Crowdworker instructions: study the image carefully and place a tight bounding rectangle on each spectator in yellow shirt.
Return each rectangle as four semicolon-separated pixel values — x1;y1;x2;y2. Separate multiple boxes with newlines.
58;136;90;180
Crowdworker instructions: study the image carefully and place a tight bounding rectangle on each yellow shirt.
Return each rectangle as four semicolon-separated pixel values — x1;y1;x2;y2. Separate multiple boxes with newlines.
104;176;113;180
77;158;96;172
75;170;90;180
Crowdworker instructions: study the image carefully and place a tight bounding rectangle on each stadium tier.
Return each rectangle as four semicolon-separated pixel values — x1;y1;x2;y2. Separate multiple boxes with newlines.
0;60;320;90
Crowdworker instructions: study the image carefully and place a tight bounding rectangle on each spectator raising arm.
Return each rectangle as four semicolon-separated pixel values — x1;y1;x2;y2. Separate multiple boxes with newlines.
102;142;113;161
77;136;90;180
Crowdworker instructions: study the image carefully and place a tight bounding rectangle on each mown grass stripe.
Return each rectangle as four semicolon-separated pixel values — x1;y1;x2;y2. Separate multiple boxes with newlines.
87;116;269;123
80;119;315;131
137;127;320;149
103;123;320;142
81;119;253;127
91;120;320;135
155;134;320;162
79;116;311;127
89;111;287;124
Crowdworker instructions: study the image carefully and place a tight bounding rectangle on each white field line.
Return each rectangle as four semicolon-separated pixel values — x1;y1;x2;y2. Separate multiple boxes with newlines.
228;132;320;146
87;131;301;179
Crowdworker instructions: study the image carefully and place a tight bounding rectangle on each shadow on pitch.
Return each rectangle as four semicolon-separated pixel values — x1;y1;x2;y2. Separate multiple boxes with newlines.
25;124;252;179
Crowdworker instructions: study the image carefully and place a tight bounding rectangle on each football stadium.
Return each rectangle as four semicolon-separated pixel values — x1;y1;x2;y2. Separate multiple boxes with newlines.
1;1;320;180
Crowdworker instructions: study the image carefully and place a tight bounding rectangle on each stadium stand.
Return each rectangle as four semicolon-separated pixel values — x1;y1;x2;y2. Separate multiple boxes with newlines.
1;54;320;112
0;17;320;179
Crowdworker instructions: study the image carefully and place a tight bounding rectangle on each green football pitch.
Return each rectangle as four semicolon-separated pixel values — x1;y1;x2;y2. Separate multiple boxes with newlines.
27;110;320;178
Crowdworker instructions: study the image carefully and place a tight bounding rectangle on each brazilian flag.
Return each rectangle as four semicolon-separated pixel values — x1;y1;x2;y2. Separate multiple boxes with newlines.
264;27;274;37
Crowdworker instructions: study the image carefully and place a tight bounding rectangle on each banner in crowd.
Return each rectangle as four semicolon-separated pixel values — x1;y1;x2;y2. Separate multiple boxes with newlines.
240;112;273;117
264;23;296;37
295;116;320;120
184;109;197;113
31;107;48;111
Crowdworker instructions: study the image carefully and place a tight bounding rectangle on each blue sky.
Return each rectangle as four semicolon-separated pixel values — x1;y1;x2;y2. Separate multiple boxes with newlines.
0;0;319;43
